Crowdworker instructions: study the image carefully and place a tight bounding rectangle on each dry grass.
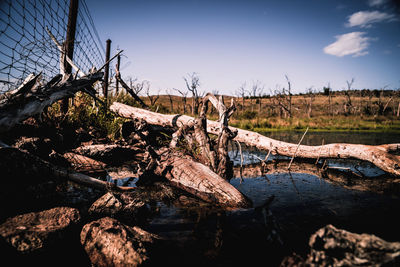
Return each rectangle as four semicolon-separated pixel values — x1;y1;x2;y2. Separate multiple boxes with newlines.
110;91;400;132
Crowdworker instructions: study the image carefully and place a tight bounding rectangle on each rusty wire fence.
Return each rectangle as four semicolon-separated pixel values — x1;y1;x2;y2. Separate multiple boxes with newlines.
0;0;105;94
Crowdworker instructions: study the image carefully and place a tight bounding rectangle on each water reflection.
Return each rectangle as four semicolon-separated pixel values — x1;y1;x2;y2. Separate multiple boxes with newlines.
263;131;400;146
117;132;400;265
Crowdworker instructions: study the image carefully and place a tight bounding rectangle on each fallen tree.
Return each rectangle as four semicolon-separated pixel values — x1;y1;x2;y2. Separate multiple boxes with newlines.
110;102;400;177
0;72;103;132
73;144;146;165
124;94;252;208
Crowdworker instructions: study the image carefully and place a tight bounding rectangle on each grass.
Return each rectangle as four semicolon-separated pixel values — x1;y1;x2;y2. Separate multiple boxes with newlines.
46;90;400;137
229;116;400;133
142;92;400;133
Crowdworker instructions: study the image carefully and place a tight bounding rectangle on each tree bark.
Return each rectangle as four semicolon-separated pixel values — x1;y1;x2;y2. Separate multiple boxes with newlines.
110;102;400;177
156;153;251;208
63;152;107;174
73;144;145;165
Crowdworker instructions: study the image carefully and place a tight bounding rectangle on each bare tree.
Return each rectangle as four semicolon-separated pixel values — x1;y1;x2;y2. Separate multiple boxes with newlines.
396;88;400;117
248;80;263;112
174;88;188;114
127;77;147;96
257;82;265;114
375;86;393;116
184;72;201;115
165;89;174;113
235;82;247;112
144;81;160;107
305;87;315;118
344;78;354;115
273;75;293;118
323;82;333;116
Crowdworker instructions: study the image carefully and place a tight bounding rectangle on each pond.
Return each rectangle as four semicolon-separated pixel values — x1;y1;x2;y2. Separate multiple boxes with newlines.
116;131;400;266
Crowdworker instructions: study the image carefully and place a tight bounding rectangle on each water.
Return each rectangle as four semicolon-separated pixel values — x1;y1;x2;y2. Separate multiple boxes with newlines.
263;131;400;146
113;131;400;266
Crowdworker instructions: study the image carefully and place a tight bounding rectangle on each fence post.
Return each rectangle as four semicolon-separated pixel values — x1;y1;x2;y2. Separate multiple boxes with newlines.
115;53;120;95
103;39;111;105
61;0;79;114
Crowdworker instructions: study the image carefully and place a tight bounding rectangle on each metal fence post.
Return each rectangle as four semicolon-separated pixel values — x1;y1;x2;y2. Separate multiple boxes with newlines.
115;53;120;95
103;39;111;105
61;0;79;114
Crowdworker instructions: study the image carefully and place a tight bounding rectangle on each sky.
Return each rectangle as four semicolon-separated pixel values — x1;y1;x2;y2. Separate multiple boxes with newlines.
86;0;400;95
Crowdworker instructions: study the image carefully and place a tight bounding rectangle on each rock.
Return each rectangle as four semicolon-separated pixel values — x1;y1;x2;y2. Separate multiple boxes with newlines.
81;217;162;266
89;192;124;217
88;192;149;225
0;207;81;254
283;224;400;266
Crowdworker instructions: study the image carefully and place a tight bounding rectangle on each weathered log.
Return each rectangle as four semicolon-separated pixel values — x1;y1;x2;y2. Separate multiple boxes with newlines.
63;152;106;174
282;224;400;266
110;102;400;177
157;152;252;208
73;144;145;165
0;72;103;132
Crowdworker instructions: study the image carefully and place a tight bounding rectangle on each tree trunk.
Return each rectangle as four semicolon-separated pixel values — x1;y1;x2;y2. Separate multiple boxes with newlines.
110;102;400;177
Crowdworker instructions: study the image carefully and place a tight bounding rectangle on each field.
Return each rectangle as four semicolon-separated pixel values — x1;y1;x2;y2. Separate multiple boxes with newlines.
115;90;400;133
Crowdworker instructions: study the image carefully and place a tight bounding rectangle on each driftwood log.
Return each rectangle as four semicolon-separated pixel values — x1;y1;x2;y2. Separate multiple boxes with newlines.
63;152;107;174
0;72;103;132
123;95;251;208
110;102;400;177
73;144;146;165
281;224;400;266
157;152;251;208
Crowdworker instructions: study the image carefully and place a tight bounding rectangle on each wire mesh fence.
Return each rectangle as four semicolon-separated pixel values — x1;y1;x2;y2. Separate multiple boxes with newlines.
0;0;105;94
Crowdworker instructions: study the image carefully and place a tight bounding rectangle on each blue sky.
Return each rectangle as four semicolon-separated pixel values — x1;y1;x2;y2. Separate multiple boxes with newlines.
87;0;400;95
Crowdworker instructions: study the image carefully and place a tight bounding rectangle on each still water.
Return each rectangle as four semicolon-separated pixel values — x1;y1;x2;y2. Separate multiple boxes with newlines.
143;132;400;266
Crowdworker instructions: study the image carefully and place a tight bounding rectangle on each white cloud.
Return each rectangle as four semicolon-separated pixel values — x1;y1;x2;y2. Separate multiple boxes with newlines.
368;0;388;7
347;11;395;28
323;32;371;57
